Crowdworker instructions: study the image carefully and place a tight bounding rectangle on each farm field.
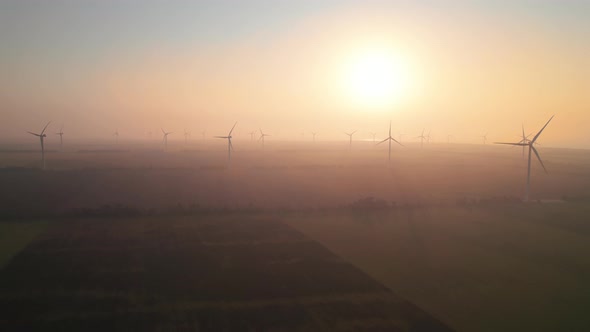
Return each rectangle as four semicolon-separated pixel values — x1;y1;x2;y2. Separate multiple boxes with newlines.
0;215;452;331
285;203;590;332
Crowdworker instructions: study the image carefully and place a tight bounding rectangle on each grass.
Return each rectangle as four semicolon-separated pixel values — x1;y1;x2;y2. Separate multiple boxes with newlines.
0;221;49;268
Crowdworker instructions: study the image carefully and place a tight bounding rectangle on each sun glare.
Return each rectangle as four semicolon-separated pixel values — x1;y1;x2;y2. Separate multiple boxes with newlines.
344;49;410;108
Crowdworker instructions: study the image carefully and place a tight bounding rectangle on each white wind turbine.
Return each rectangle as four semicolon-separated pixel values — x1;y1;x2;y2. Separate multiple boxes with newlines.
28;121;51;169
215;122;237;162
377;121;404;163
56;125;64;150
161;128;173;150
259;128;271;149
344;130;357;150
495;115;554;201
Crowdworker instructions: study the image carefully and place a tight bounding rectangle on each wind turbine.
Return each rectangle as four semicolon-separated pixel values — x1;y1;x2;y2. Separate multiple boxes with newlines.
495;115;554;201
427;130;432;144
184;129;191;144
215;122;237;162
113;129;119;143
311;132;317;143
344;130;357;150
27;122;51;170
248;131;256;142
417;129;427;149
377;121;404;163
259;128;271;149
369;132;377;143
481;133;488;145
161;128;172;150
56;125;64;150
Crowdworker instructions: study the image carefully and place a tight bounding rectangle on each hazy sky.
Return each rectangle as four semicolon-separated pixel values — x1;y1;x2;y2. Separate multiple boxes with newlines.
1;0;589;147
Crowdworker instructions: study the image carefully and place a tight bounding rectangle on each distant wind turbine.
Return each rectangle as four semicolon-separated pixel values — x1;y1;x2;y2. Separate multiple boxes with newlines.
417;129;427;149
495;115;554;201
481;133;488;145
369;132;377;143
248;131;256;142
162;128;172;150
113;129;119;143
377;121;404;163
184;129;191;144
311;132;317;143
259;128;270;148
28;121;51;170
427;130;432;144
344;130;357;150
56;125;64;150
215;122;237;162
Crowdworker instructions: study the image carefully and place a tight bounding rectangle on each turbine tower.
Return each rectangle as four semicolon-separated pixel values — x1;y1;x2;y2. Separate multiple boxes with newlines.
161;128;172;150
417;129;426;149
258;129;271;149
495;115;554;201
27;121;51;170
215;122;237;162
377;121;404;163
344;130;357;150
56;125;64;150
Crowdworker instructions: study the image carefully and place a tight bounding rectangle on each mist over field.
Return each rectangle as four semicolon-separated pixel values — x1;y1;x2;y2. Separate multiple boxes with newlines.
2;1;590;331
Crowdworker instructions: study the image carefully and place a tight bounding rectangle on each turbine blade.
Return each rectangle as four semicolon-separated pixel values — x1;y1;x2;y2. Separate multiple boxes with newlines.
40;121;51;135
531;146;547;173
376;138;389;145
521;123;525;139
389;121;392;137
214;136;228;139
494;142;527;146
161;128;165;134
532;115;554;143
27;131;39;136
392;137;404;147
228;122;237;135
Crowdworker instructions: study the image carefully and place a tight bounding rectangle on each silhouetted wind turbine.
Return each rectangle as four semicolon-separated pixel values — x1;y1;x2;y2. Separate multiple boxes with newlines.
344;130;357;150
417;129;426;149
311;132;317;143
259;128;270;149
427;130;432;144
248;131;256;142
162;128;172;150
377;121;404;163
113;129;119;143
369;132;377;143
481;133;488;145
28;121;51;169
56;125;64;150
215;122;237;162
495;115;554;201
184;129;191;144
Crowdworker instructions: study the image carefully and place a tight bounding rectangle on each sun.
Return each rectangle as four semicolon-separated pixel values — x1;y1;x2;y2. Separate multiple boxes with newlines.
344;49;410;107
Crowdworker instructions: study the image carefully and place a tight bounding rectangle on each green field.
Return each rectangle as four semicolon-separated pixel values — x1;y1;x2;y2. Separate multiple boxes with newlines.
285;202;590;332
0;221;48;268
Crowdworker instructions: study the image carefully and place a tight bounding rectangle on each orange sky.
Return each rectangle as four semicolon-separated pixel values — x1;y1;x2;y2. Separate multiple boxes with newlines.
1;2;589;147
